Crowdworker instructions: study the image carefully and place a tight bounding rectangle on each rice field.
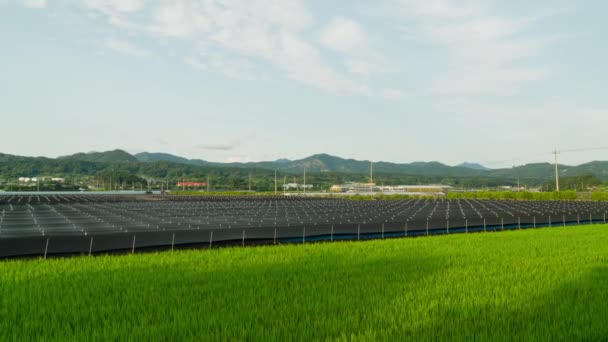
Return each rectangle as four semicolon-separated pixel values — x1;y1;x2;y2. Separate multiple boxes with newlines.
1;224;607;340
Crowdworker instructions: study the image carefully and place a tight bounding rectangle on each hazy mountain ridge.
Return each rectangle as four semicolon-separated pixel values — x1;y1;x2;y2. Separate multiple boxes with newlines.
14;149;606;182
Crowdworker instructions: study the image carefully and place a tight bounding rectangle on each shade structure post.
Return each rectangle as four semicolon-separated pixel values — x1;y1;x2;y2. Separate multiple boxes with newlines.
604;212;606;224
404;222;408;237
357;224;360;240
302;226;306;244
44;238;49;259
330;224;334;241
89;237;94;256
549;216;552;227
273;228;277;244
518;217;521;229
426;220;429;236
209;231;213;248
242;230;245;247
577;214;580;225
465;219;468;233
171;233;175;252
534;216;536;228
483;218;486;232
563;215;566;227
446;220;449;234
501;218;504;231
131;235;136;254
590;213;593;224
381;223;385;239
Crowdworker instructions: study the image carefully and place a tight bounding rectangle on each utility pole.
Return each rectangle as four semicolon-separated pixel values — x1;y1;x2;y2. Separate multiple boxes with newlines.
553;148;560;192
274;170;277;194
370;161;373;193
303;167;306;194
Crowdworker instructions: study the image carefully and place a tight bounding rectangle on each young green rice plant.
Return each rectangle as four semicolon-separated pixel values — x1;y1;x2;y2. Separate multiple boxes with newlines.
1;224;607;340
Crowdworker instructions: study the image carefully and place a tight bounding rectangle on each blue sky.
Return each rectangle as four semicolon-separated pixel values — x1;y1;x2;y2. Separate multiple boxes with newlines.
1;0;607;167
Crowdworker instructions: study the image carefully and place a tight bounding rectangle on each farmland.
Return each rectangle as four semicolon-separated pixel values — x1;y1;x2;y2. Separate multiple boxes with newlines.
2;194;608;257
1;224;607;340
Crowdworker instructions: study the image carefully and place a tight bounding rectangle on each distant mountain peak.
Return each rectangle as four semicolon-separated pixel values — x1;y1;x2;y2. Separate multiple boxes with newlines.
457;162;490;170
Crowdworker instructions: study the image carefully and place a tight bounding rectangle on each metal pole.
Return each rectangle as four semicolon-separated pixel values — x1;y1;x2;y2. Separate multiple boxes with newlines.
303;226;306;243
483;218;486;232
465;219;468;233
553;148;560;192
274;228;277;244
517;217;520;229
426;220;429;236
209;231;213;248
171;232;175;252
382;223;385;238
89;237;94;256
44;238;49;259
331;224;334;241
242;230;245;247
131;235;136;254
446;220;449;234
357;224;360;240
405;222;408;237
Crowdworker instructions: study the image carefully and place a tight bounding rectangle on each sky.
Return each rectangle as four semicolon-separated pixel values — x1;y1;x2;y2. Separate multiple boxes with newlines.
1;0;607;168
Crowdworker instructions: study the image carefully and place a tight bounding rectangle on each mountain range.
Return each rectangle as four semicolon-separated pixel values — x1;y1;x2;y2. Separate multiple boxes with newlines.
41;149;608;182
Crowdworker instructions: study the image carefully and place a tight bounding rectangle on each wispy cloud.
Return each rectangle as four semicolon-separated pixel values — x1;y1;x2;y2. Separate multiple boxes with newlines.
21;0;46;9
103;37;150;56
78;0;373;95
385;0;562;95
196;138;241;151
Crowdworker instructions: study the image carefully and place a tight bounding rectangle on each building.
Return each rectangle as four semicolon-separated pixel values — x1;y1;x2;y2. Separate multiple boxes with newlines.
283;183;313;190
330;182;380;193
330;182;452;195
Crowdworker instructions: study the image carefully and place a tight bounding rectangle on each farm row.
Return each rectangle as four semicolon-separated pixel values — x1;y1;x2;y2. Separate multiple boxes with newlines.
1;195;608;257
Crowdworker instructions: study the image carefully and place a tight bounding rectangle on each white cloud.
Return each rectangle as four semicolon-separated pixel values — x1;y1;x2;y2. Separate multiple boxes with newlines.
104;38;150;56
382;88;402;99
385;0;560;95
81;0;370;95
22;0;46;9
320;17;368;52
85;0;146;13
196;138;241;151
